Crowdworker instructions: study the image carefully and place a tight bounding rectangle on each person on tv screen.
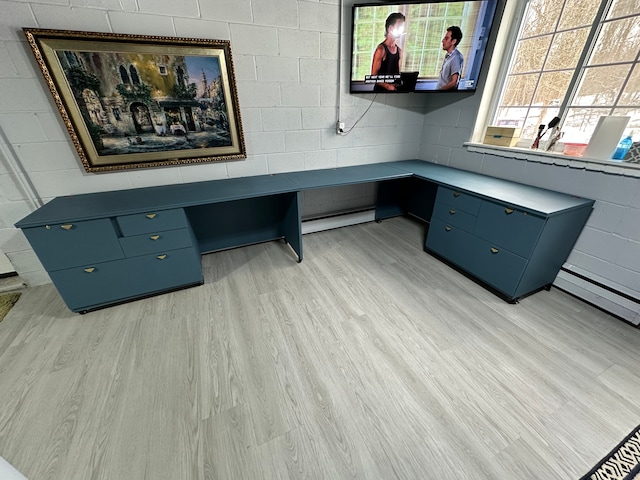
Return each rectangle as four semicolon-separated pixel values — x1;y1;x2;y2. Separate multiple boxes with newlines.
370;12;405;92
437;26;464;90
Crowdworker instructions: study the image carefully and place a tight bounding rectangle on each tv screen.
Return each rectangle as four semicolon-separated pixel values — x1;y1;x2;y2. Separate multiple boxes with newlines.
350;0;499;93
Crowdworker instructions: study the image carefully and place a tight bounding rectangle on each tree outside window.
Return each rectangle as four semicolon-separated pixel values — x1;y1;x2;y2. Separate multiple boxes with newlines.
492;0;640;147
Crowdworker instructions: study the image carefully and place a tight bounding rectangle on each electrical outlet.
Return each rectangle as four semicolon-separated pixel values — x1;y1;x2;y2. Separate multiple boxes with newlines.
336;121;345;134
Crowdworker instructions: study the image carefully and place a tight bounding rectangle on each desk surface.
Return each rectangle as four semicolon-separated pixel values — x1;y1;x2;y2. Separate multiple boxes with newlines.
16;160;593;228
392;160;592;215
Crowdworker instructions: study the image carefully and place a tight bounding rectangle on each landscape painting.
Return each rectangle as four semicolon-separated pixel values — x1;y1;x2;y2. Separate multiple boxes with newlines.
24;29;246;172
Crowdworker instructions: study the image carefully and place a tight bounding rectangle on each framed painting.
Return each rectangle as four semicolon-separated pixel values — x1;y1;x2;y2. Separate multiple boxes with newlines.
24;28;246;172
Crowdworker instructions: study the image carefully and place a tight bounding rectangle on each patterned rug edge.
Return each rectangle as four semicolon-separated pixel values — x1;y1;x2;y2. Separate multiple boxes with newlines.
0;292;21;323
580;424;640;480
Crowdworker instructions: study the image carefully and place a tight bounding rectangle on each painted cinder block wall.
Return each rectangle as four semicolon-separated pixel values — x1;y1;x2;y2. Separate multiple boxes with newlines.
0;0;428;286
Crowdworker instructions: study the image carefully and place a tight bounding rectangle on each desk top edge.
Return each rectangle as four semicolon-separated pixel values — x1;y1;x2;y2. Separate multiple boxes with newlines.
15;160;594;228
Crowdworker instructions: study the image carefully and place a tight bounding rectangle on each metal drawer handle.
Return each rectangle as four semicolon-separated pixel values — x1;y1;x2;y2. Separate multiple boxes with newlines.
61;224;73;230
505;208;514;215
490;247;499;254
146;213;157;219
84;267;96;273
449;209;456;215
453;191;461;197
150;235;160;241
157;254;167;260
445;226;452;232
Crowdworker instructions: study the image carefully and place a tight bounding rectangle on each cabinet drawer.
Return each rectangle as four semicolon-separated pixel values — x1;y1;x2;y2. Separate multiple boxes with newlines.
49;247;202;312
435;186;481;216
426;218;475;269
432;201;477;232
474;201;545;258
116;208;188;237
426;218;526;298
466;239;527;298
22;218;124;271
119;228;193;257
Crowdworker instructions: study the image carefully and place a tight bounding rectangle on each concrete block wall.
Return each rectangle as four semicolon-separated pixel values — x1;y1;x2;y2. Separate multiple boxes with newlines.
0;0;428;286
418;94;640;323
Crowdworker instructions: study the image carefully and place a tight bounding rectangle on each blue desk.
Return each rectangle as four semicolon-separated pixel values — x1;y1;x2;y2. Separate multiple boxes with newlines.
16;160;594;312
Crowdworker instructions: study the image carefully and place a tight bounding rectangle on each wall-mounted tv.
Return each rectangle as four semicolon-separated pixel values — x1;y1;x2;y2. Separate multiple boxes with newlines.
350;0;499;93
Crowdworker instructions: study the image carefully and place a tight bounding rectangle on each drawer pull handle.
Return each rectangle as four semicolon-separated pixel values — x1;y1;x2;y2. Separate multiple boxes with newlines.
150;235;160;241
46;225;51;230
453;191;461;197
490;247;499;254
60;224;73;230
445;226;452;232
157;254;167;260
449;209;456;215
84;267;96;273
505;208;514;215
146;213;157;219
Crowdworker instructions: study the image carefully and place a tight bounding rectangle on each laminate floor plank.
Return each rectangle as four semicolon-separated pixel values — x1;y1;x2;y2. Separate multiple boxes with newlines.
0;216;639;480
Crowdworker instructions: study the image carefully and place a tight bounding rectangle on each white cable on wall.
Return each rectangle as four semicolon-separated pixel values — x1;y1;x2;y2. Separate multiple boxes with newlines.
336;0;344;127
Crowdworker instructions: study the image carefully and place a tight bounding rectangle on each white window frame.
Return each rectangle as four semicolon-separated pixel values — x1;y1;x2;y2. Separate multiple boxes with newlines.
469;0;640;175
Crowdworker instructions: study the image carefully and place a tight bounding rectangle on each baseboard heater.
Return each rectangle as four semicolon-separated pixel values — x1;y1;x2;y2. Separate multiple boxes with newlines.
301;208;376;235
554;266;640;326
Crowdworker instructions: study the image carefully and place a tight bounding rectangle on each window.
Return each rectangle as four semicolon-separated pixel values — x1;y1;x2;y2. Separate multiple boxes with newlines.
492;0;640;146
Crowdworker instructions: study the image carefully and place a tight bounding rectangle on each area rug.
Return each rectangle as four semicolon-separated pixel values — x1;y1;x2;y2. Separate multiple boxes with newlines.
0;292;21;323
580;425;640;480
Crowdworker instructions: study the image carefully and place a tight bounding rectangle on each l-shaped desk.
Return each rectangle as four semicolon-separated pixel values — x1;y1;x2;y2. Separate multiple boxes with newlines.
16;160;594;313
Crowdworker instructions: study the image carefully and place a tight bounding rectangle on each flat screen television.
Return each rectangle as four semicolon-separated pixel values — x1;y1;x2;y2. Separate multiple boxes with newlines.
349;0;499;93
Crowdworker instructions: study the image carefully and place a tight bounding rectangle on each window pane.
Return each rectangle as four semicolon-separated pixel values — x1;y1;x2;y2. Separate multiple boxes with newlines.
545;28;590;71
607;0;638;20
563;107;614;141
612;108;640;139
589;16;640;65
511;36;552;73
620;65;640;106
521;1;563;38
495;107;527;129
573;64;631;105
501;74;538;106
533;71;574;106
557;0;600;29
521;107;561;139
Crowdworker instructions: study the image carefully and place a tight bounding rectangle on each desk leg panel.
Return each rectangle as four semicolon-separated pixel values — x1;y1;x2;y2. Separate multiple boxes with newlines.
284;191;303;262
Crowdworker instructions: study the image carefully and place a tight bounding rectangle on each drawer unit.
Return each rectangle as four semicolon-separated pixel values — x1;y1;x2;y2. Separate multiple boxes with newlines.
426;218;527;297
473;200;545;258
49;247;203;312
22;218;124;271
431;201;477;232
116;208;188;236
435;186;481;216
119;228;193;258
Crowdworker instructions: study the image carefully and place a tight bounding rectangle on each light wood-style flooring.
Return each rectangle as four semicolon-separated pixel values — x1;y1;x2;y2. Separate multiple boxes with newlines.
1;217;639;480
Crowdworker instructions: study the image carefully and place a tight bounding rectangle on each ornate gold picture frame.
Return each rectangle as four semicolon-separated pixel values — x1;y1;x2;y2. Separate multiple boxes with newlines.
24;28;246;172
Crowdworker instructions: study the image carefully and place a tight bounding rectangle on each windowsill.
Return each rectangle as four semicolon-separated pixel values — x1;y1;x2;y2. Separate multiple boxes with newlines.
464;142;640;178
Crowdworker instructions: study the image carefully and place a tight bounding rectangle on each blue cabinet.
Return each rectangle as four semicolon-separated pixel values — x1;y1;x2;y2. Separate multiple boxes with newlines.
15;160;593;311
426;181;592;301
24;207;203;312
